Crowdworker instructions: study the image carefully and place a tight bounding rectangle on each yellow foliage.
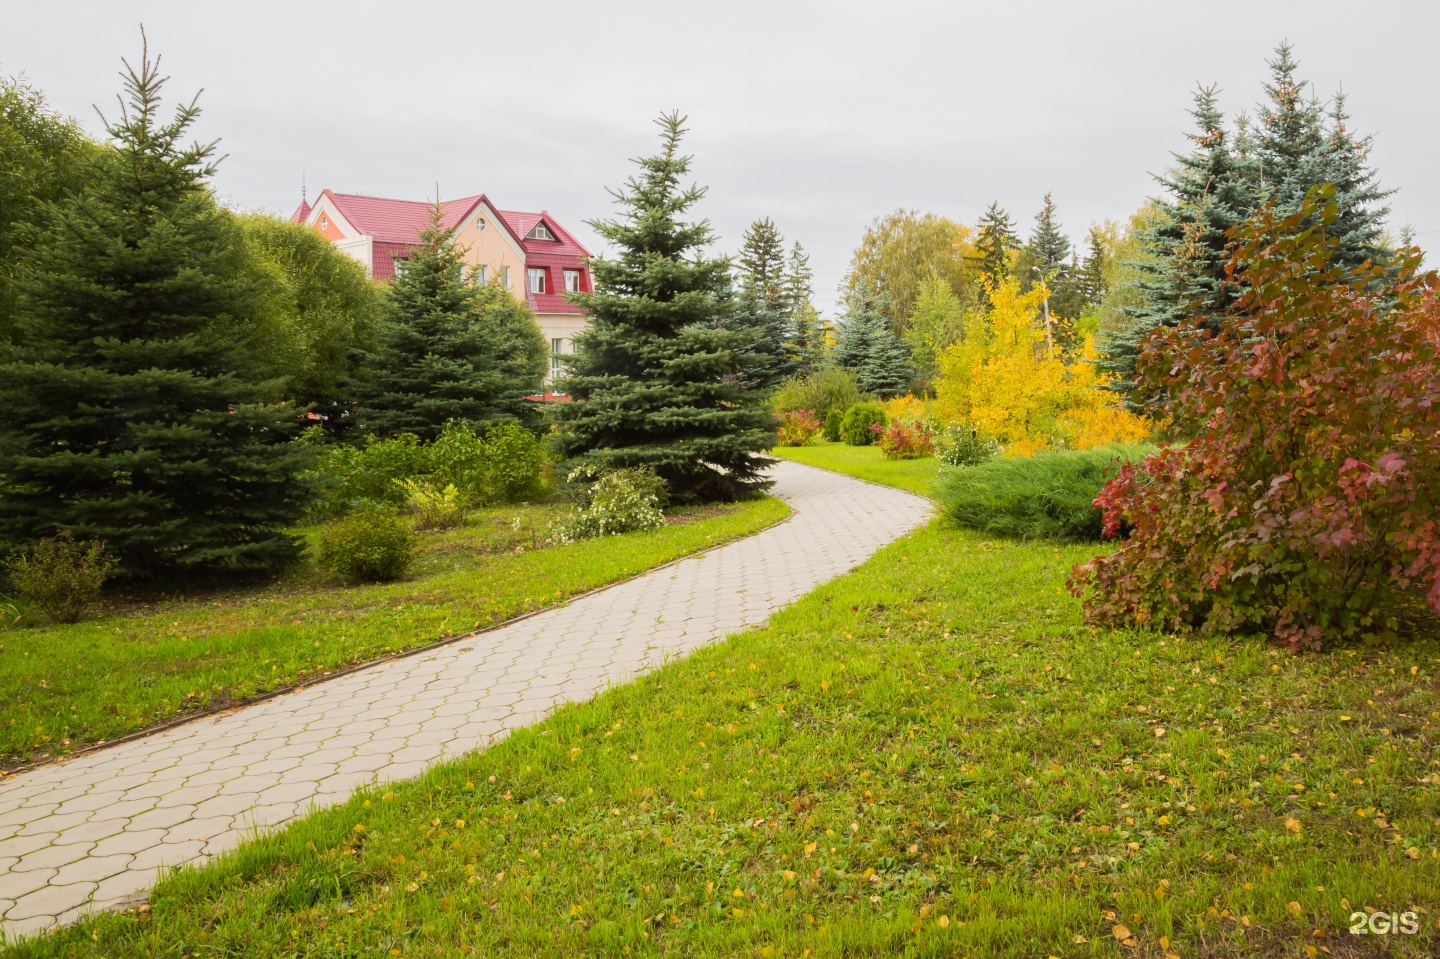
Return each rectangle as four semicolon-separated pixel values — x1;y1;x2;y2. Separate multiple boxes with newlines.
934;278;1149;453
880;395;930;425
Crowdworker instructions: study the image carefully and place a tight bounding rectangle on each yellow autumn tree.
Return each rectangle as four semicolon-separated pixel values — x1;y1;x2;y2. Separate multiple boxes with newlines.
934;279;1149;455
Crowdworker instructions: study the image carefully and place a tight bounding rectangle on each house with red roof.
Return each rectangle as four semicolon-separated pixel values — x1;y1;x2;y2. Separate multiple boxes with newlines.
290;190;592;386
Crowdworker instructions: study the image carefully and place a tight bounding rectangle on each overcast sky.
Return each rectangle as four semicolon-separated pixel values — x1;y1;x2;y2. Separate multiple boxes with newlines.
5;1;1435;313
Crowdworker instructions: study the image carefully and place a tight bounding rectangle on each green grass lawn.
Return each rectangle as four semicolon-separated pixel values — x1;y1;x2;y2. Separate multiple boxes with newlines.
0;499;788;769
14;453;1440;957
771;442;941;498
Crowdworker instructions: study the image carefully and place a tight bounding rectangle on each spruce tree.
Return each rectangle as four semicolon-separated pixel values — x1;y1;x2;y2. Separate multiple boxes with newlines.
0;45;311;577
971;202;1020;287
352;205;548;439
1105;46;1392;403
1078;227;1109;309
729;218;795;389
737;217;788;312
835;285;915;397
552;113;774;503
1019;193;1088;321
1101;85;1258;395
1253;46;1390;271
781;242;826;373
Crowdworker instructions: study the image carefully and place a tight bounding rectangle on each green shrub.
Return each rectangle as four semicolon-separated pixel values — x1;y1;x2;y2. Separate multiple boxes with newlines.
840;403;887;446
394;478;467;531
555;468;667;543
822;409;843;442
937;444;1156;541
772;366;864;420
5;532;116;624
470;422;546;504
317;505;416;582
303;430;429;517
935;423;1000;468
305;421;547;519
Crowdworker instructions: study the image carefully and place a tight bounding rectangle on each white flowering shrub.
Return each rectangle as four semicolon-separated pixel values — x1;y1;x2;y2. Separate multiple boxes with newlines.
554;468;666;543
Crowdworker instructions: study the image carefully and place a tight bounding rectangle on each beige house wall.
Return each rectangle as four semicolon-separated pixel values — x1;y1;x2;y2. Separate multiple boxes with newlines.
450;200;527;301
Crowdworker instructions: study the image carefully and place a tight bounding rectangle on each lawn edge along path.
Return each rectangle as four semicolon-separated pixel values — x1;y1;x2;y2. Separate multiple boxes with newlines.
0;498;789;774
2;501;797;780
0;460;933;942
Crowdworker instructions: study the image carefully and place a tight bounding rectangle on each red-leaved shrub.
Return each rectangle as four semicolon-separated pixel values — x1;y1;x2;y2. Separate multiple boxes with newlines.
776;409;822;447
1070;193;1440;649
877;419;935;460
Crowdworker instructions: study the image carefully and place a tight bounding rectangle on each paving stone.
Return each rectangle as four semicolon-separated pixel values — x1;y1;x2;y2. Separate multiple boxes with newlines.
0;461;930;940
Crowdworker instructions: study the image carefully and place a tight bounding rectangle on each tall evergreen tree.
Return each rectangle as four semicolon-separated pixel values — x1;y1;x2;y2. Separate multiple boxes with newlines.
1078;227;1109;308
0;44;311;577
782;242;826;374
783;241;814;319
970;202;1020;287
1105;46;1391;402
737;217;787;312
352;204;548;439
1019;193;1088;321
552;113;774;503
834;285;915;397
729;218;795;389
1101;85;1258;395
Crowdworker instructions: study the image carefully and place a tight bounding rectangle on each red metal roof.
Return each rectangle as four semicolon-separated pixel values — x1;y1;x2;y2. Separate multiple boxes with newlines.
311;190;592;312
323;191;482;245
289;199;312;224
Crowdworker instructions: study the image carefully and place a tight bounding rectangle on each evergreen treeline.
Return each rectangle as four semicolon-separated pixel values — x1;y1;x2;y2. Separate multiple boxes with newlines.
1101;43;1391;398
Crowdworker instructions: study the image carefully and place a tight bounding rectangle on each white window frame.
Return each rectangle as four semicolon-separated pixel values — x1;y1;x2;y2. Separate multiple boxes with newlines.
550;338;565;380
527;223;555;241
528;268;547;294
499;266;510;289
474;264;488;285
564;269;581;293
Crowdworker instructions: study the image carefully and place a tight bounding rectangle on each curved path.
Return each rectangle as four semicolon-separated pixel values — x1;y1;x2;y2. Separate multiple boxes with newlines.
0;460;932;941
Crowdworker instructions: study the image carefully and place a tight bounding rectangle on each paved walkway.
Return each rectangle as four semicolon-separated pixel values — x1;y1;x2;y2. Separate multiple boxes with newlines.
0;461;931;941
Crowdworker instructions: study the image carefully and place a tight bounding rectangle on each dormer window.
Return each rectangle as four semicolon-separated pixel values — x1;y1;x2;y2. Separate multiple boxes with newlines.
527;268;547;294
527;222;556;241
564;269;582;293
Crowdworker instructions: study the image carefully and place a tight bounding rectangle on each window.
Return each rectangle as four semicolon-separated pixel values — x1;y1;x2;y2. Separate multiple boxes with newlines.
392;254;408;277
528;268;547;294
550;338;565;380
499;266;510;289
474;264;488;285
527;222;556;241
319;215;329;230
475;217;486;231
564;269;582;293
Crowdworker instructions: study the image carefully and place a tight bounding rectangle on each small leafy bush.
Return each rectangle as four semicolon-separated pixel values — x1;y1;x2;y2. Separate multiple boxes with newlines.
305;421;547;519
877;419;935;459
303;430;430;517
840;403;887;446
936;423;1000;468
394;478;467;531
555;468;667;543
938;445;1154;541
776;410;822;447
5;532;116;624
317;505;416;582
772;366;864;420
822;409;843;442
432;421;546;505
1071;195;1440;649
